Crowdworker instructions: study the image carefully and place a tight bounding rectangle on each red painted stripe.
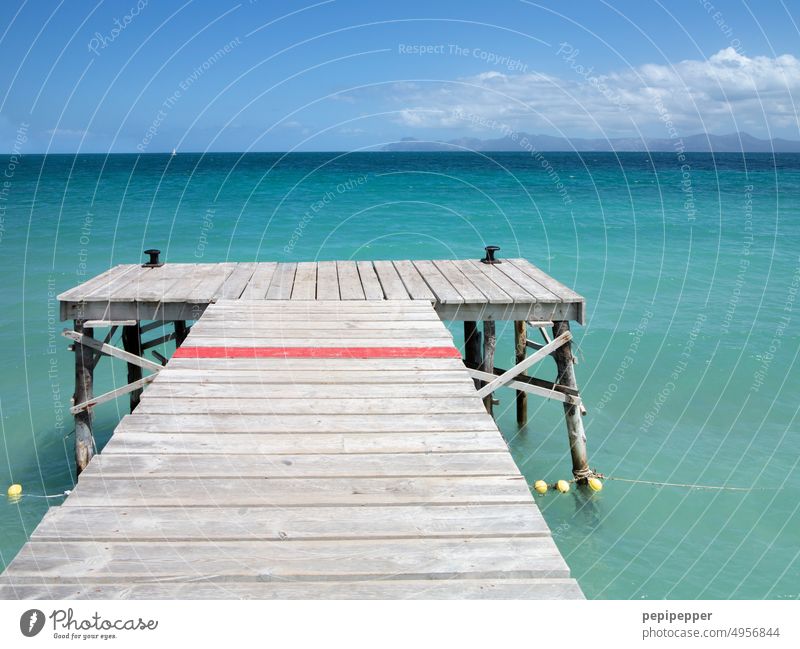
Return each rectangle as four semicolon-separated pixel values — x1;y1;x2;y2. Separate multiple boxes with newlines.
172;346;462;359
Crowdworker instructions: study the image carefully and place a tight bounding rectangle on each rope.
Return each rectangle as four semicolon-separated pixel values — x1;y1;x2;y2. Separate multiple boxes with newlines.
531;470;768;493
9;490;71;500
601;476;763;492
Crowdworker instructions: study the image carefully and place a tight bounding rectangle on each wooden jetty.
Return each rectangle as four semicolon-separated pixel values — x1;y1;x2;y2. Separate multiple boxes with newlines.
1;253;592;599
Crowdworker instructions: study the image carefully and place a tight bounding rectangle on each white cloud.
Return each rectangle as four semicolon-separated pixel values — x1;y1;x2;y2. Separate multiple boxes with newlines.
386;48;800;137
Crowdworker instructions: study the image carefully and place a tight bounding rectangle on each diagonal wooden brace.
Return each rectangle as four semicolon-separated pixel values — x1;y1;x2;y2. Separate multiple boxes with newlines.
475;331;572;399
467;366;582;406
63;329;163;373
70;375;156;414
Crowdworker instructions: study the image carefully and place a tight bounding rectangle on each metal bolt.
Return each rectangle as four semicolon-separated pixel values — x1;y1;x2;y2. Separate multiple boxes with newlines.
481;245;501;264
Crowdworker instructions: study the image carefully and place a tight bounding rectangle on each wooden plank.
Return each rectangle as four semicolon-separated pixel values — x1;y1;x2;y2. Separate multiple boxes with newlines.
241;262;278;299
217;262;257;299
58;265;136;301
337;260;365;300
357;261;384;300
83;319;137;328
80;265;150;300
199;312;440;322
315;261;339;300
115;412;497;433
433;260;488;304
63;475;534;507
32;504;547;541
0;578;584;600
4;537;570;581
393;260;436;300
70;374;156;414
290;261;317;299
509;258;586;324
210;298;433;308
151;369;471;383
467;367;578;405
266;262;297;299
207;301;433;313
130;263;204;302
135;397;487;415
184;263;237;302
104;430;508;455
189;319;452;332
166;357;467;371
412;260;462;304
82;451;518;478
465;259;535;302
373;260;410;299
435;301;579;323
144;382;476;400
182;336;454;346
451;260;513;303
494;259;561;302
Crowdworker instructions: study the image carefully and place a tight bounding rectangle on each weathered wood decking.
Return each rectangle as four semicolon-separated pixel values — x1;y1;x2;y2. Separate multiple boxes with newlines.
58;258;585;324
0;299;584;599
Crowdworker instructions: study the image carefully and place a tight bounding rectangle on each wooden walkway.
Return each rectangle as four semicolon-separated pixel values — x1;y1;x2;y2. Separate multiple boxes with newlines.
58;258;585;324
0;299;583;599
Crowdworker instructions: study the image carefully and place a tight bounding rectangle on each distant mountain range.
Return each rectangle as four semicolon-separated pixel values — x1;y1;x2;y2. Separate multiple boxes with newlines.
382;132;800;153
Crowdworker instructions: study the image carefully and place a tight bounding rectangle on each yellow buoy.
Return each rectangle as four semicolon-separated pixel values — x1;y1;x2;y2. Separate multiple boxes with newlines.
556;480;570;493
533;480;548;494
7;484;22;497
588;477;603;492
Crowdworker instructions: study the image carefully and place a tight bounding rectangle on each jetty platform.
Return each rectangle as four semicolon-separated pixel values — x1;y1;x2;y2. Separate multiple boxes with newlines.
1;254;591;599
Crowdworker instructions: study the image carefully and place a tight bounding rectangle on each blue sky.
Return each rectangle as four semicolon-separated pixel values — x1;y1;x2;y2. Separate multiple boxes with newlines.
1;0;799;152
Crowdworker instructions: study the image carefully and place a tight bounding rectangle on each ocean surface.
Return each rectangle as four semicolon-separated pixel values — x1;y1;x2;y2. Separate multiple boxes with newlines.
0;151;798;599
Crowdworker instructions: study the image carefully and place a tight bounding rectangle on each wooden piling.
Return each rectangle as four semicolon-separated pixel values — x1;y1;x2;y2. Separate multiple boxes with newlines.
122;324;143;412
73;320;95;475
481;320;496;414
514;320;528;426
174;320;189;347
551;321;590;481
464;321;482;389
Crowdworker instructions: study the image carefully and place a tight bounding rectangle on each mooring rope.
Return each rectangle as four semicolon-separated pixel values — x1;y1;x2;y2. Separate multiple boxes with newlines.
600;476;765;492
5;489;70;500
530;471;770;494
21;491;72;499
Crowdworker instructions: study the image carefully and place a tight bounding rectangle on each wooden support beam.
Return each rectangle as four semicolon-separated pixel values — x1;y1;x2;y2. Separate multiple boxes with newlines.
62;330;163;373
141;331;177;350
174;321;189;347
476;331;571;399
467;367;581;406
73;321;95;475
89;326;119;370
83;319;136;328
490;366;580;397
552;321;590;482
515;321;528;426
122;324;143;412
140;320;168;335
463;321;482;390
481;320;496;414
71;375;156;415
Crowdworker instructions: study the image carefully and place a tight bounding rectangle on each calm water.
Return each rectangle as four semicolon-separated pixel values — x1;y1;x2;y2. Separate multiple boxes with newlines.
0;152;798;599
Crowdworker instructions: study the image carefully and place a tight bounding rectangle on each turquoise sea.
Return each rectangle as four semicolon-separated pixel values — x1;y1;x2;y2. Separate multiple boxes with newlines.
0;151;798;599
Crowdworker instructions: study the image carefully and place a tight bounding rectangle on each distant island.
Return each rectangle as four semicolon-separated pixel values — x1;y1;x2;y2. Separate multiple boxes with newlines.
382;132;800;153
